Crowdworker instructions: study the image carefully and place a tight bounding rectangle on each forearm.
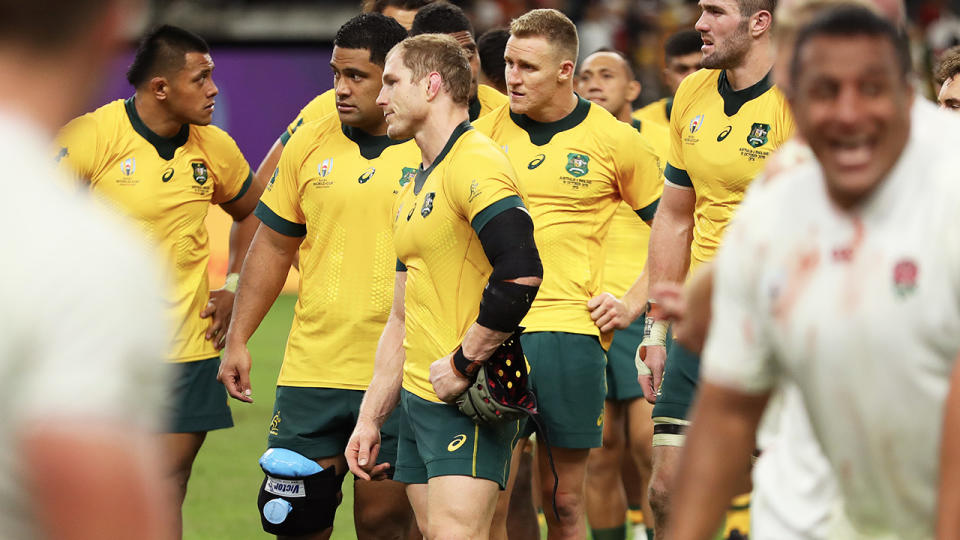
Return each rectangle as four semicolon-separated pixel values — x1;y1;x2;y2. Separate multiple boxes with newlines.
647;209;694;289
669;382;768;540
225;226;296;346
360;316;406;428
937;355;960;540
620;269;650;321
226;212;260;274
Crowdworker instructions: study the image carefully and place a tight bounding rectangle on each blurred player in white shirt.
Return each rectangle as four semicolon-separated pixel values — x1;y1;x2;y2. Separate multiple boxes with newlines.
667;5;960;539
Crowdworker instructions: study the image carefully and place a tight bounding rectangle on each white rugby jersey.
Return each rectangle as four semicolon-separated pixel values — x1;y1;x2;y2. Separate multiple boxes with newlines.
703;101;960;539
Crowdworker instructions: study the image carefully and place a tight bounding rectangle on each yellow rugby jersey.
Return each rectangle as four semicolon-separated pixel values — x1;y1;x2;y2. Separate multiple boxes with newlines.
666;69;794;271
259;114;419;389
474;97;662;338
393;122;525;403
603;119;668;297
280;85;506;145
56;98;252;363
632;96;673;131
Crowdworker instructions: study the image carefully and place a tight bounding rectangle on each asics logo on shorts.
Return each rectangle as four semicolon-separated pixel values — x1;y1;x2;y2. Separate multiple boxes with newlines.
447;434;468;452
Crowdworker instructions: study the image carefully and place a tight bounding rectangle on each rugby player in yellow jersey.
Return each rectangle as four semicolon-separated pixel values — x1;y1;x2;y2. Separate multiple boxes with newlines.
346;34;543;540
577;48;665;540
637;0;793;537
632;30;703;131
473;10;663;539
219;15;417;540
55;25;261;538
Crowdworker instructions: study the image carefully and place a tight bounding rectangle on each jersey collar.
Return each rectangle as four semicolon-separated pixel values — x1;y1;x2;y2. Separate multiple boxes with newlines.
341;124;409;160
717;69;774;117
124;97;190;160
509;95;591;146
413;120;472;195
631;118;643;134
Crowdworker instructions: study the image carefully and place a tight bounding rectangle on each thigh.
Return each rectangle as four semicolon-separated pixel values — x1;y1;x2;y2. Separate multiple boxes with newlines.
606;316;648;402
426;475;501;538
167;357;233;433
399;390;523;489
626;397;654;459
521;332;607;449
268;387;363;460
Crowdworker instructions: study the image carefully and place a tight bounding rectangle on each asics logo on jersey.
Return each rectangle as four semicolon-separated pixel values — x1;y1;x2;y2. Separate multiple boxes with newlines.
358;167;375;184
447;434;468;452
689;114;704;133
717;125;732;142
162;167;174;182
528;154;546;169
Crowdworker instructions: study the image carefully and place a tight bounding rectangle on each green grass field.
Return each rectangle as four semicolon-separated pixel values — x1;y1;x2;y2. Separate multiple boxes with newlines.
179;294;682;539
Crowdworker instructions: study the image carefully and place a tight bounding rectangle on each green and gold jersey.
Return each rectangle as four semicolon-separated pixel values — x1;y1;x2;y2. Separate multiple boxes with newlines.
280;85;506;146
632;97;673;132
56;98;252;363
393;122;525;403
474;97;662;340
257;112;420;389
603;119;669;297
666;69;794;272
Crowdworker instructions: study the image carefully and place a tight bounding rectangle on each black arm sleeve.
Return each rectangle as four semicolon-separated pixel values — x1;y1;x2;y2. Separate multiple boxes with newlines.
475;207;543;332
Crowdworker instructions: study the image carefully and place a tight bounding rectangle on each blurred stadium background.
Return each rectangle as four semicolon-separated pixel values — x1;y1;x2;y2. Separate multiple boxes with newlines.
91;0;960;537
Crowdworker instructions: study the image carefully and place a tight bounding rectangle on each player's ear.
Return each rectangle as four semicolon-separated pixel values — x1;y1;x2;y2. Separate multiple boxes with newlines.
750;9;773;37
626;80;642;102
558;60;576;83
425;72;443;101
149;76;169;101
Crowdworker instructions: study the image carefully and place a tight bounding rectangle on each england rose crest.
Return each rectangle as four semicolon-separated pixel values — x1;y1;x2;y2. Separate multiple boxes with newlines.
892;259;918;298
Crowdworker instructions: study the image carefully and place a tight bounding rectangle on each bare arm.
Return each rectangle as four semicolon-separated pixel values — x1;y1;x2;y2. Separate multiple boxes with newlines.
937;350;960;540
219;225;301;402
22;424;172;540
668;382;770;540
347;271;408;480
651;263;715;355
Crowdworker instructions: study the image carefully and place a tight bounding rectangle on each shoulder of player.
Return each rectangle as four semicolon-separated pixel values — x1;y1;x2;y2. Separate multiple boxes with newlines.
298;90;336;122
60;99;126;139
448;129;513;172
478;85;508;108
284;111;342;147
472;103;510;134
582;104;649;155
673;69;720;105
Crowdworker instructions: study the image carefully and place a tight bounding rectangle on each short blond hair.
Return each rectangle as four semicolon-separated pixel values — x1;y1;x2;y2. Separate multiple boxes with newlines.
391;34;472;104
509;9;579;64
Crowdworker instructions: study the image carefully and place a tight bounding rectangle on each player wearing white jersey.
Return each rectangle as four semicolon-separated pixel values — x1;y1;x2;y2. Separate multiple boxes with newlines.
668;6;960;539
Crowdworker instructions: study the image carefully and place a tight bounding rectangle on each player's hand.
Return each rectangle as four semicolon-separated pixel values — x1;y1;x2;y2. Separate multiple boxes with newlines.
588;292;638;332
346;418;390;481
218;340;253;403
430;353;470;403
638;344;666;404
201;287;235;350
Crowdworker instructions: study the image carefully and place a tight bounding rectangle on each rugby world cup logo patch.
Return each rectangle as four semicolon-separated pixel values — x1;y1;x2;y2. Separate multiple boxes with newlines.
121;157;136;176
318;158;332;178
892;258;918;298
689;114;704;134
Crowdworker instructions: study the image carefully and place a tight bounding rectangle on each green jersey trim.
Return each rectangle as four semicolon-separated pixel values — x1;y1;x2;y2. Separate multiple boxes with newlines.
631;118;643;134
413;121;473;195
717;70;774;117
635;198;660;222
664;163;692;188
124;97;190;161
224;170;254;204
254;201;307;237
396;259;407;272
509;95;591;146
470;195;525;235
341;124;409;160
665;97;674;121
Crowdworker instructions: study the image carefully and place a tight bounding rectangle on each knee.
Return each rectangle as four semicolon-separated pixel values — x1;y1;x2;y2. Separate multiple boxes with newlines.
354;502;410;538
543;486;584;526
647;471;672;517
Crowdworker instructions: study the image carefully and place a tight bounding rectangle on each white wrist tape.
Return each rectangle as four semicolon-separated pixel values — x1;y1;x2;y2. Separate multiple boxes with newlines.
635;319;668;377
224;272;240;293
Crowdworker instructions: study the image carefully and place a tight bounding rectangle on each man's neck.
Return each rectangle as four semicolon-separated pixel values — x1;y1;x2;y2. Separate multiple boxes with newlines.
526;86;579;123
615;103;633;124
134;91;185;138
724;40;774;91
416;103;470;169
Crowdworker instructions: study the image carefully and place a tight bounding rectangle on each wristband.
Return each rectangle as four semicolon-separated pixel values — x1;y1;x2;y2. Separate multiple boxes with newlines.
224;273;240;293
451;348;482;379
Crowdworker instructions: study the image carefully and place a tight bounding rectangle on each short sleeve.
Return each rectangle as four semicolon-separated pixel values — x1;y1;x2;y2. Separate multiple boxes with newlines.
280;91;335;145
700;187;779;394
664;78;693;189
55;115;101;184
255;131;307;237
614;128;663;221
209;131;252;205
445;144;524;235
